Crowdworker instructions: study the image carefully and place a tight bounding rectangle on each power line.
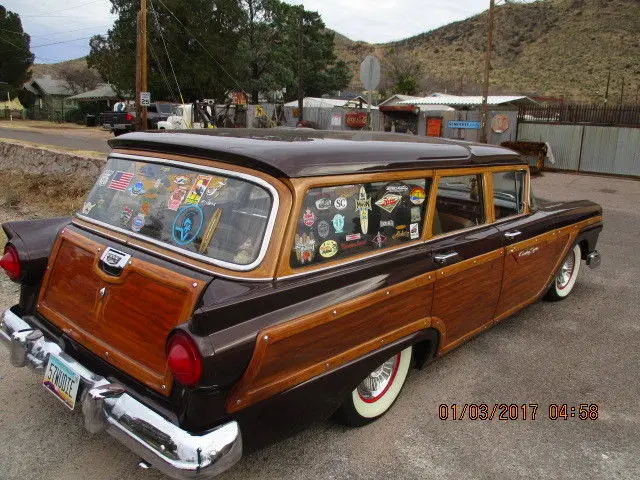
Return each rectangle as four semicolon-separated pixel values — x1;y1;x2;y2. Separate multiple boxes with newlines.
155;0;245;93
31;36;97;48
22;0;105;17
148;38;177;102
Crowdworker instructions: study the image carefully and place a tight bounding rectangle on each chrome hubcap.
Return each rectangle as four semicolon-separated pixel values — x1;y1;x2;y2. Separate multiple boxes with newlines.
357;354;400;402
557;250;576;290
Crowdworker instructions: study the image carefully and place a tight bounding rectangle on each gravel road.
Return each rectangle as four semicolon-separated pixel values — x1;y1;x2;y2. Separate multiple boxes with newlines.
0;171;639;480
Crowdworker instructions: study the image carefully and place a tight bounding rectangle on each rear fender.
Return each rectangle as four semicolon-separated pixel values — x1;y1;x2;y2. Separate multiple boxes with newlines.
2;217;71;286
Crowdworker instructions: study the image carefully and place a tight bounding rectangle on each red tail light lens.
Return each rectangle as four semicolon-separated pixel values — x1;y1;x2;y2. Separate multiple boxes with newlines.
167;331;202;387
0;245;21;281
125;113;134;121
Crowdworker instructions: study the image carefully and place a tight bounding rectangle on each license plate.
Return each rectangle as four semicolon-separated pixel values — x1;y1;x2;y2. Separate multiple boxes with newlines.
42;355;80;410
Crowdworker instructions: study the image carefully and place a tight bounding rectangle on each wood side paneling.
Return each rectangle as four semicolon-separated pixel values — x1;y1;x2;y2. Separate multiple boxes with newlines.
433;249;505;350
226;272;436;412
37;228;205;394
494;215;602;321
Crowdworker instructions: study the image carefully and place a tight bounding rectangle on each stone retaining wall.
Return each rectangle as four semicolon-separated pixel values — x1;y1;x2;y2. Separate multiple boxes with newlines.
0;140;105;179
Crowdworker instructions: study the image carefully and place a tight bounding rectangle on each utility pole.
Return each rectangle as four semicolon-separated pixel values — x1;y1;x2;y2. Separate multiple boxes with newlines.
479;0;495;144
296;8;304;124
135;0;148;131
604;68;611;105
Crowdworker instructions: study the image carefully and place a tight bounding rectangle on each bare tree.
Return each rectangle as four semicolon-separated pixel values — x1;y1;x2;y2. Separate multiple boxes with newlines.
59;63;102;94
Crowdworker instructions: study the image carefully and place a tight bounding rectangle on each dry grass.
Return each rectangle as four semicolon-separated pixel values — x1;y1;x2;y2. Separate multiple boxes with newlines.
0;171;93;217
0;137;104;159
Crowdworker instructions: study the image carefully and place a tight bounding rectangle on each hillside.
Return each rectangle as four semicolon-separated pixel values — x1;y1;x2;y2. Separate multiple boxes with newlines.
334;0;640;102
30;58;89;79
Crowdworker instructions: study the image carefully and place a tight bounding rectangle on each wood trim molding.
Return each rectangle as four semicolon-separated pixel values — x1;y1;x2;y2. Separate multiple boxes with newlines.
226;269;436;413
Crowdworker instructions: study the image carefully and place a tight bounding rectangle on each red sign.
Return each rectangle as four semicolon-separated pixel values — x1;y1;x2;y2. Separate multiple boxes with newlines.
345;112;368;129
426;118;442;137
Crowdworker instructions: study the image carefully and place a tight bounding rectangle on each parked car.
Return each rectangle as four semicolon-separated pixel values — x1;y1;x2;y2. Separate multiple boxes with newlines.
0;129;602;479
100;102;176;135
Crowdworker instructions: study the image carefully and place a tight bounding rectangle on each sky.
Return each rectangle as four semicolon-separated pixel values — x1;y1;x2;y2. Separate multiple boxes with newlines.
3;0;500;64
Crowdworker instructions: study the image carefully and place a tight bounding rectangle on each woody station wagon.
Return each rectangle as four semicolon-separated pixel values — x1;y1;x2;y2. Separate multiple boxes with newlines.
0;129;602;478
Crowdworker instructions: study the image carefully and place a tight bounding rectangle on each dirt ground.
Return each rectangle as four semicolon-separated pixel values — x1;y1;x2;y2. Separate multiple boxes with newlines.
0;171;639;480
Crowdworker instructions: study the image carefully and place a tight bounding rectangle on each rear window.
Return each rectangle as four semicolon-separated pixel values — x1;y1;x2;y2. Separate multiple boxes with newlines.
79;156;275;269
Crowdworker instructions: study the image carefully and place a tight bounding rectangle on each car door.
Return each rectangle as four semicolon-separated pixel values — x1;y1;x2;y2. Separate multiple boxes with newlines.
427;170;504;353
491;169;573;320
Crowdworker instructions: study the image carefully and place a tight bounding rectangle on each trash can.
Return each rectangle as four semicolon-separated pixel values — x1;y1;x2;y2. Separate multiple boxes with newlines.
86;114;97;127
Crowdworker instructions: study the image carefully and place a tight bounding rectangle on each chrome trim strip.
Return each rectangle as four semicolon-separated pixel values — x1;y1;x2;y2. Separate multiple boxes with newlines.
72;220;274;282
78;152;280;273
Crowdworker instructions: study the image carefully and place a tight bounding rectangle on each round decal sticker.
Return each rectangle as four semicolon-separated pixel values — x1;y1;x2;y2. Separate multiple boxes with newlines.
410;187;426;205
172;205;204;245
334;196;348;210
317;220;330;238
319;240;338;258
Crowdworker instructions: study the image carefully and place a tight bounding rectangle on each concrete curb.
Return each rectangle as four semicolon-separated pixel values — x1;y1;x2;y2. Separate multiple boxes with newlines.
0;139;105;179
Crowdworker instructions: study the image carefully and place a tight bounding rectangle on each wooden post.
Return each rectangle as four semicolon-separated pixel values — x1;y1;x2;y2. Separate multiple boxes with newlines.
135;0;148;131
479;0;495;144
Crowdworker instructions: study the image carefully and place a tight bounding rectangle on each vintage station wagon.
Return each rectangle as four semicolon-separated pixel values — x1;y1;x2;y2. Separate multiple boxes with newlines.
0;129;602;478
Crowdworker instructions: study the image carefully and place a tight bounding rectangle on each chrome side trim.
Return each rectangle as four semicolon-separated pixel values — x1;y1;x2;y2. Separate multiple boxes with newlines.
78;152;280;273
0;309;243;479
72;220;274;283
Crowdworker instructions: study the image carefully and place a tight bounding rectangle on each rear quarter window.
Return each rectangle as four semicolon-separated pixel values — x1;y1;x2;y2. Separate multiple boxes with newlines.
291;179;430;268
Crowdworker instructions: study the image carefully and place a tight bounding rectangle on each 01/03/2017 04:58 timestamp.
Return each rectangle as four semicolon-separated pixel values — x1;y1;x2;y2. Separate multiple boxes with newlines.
438;403;599;421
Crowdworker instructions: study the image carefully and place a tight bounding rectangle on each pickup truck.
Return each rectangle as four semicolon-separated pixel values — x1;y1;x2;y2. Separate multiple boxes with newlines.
100;102;176;136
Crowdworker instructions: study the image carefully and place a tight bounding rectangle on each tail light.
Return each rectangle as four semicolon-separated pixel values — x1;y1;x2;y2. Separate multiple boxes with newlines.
167;331;202;387
0;245;21;281
125;113;134;121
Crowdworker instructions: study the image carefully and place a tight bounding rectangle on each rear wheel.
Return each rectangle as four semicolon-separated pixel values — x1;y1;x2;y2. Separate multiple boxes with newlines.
335;346;412;426
545;244;581;301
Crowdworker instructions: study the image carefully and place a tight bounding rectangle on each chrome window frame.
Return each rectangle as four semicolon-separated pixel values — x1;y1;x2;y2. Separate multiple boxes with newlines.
76;152;280;272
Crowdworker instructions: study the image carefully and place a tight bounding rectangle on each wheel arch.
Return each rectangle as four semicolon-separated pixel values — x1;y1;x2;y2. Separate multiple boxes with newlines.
412;327;440;369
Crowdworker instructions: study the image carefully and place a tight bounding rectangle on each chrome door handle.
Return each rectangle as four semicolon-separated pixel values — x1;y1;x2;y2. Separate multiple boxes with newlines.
433;252;459;264
504;230;522;239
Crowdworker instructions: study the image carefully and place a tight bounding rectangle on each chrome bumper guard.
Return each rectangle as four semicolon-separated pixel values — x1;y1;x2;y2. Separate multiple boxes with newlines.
586;250;601;269
0;308;242;479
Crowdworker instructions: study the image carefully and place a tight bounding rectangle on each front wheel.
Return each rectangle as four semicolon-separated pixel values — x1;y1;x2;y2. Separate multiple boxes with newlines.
335;346;412;426
545;244;581;301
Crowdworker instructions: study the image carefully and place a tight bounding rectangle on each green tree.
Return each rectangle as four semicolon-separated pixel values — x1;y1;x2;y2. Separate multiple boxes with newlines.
0;6;34;93
88;0;246;102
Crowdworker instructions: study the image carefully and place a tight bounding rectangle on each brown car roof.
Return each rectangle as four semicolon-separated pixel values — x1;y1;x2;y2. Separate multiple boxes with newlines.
109;128;524;178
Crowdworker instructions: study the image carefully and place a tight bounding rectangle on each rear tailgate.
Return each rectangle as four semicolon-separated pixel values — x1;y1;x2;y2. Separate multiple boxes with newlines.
37;227;206;394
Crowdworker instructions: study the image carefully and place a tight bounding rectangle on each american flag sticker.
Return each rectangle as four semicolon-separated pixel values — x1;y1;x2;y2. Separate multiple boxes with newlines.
108;171;134;191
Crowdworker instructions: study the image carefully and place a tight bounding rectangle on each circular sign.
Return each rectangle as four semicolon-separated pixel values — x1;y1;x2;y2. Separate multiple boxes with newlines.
491;114;510;134
172;205;204;245
360;55;381;91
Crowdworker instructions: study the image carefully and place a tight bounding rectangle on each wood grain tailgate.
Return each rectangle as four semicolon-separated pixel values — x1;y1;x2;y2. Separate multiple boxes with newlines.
37;228;205;394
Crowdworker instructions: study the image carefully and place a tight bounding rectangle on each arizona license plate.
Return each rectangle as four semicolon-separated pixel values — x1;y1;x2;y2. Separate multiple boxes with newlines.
42;355;80;410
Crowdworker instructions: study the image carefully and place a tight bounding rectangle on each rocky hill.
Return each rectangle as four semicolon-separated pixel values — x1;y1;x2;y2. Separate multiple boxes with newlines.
334;0;640;102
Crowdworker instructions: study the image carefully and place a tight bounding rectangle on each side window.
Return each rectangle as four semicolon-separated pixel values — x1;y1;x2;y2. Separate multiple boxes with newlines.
492;170;526;220
291;178;431;268
432;174;485;236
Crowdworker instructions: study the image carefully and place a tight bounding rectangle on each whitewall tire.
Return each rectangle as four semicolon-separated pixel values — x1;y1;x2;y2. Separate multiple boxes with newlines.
545;244;581;300
336;346;412;426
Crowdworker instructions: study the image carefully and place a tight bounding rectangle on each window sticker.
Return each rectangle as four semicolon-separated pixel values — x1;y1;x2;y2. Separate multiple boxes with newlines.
172;205;204;245
108;171;134;191
290;178;430;268
185;175;213;205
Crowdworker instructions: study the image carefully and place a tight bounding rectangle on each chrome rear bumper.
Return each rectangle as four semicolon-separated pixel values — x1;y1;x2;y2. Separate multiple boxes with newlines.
0;308;242;479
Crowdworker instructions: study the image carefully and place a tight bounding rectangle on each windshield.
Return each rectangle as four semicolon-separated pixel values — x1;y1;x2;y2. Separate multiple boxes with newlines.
157;103;174;114
79;156;275;269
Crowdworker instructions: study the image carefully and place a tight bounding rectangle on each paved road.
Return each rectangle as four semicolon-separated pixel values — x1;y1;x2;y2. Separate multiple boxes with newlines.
0;172;639;479
0;126;111;153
